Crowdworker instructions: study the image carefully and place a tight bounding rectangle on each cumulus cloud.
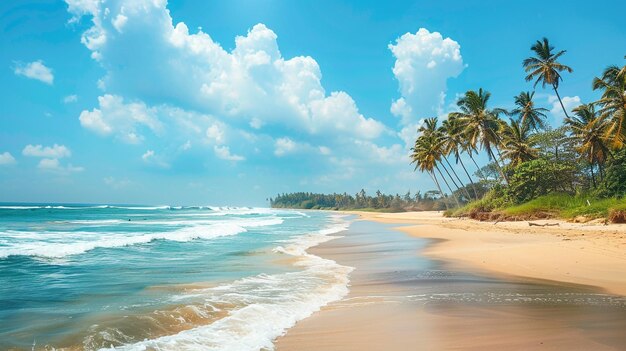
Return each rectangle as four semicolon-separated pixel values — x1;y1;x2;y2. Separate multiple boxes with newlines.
214;145;245;161
548;95;581;121
0;152;16;165
14;60;54;85
37;158;84;173
22;144;83;173
22;144;71;158
205;122;226;144
79;94;161;143
68;1;385;141
389;28;464;124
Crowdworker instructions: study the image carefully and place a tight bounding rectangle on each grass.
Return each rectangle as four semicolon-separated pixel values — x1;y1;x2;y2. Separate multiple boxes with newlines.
447;192;626;223
503;194;625;220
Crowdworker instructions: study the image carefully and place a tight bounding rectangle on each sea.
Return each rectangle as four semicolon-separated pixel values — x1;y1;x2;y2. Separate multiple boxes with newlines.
0;204;353;350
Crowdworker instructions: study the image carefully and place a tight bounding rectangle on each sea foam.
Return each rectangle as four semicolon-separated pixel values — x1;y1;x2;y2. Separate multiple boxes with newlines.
0;217;283;259
105;216;353;351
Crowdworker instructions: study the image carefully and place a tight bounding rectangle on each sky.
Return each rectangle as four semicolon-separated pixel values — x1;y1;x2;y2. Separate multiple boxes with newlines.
1;0;625;206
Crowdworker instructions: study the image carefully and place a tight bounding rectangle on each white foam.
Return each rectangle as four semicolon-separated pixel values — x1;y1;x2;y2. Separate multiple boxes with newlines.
0;213;288;259
106;217;353;351
0;223;246;259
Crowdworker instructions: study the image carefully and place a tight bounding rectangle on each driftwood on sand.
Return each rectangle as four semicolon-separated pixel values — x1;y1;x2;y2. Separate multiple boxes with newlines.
528;222;560;227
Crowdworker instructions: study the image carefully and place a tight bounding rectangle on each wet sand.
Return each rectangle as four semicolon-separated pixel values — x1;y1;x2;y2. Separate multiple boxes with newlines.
275;218;626;350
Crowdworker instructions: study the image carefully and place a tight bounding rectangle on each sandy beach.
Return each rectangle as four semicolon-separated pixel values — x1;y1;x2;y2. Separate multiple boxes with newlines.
276;211;626;350
356;211;626;296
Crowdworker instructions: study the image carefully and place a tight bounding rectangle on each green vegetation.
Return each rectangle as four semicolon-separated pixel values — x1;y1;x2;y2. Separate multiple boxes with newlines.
270;190;454;212
410;39;626;223
447;193;626;222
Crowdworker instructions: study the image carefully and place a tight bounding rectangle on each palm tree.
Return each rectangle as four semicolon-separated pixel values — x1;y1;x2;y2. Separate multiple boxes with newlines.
508;91;549;131
418;118;469;201
420;118;470;196
410;133;458;209
523;38;573;118
564;104;611;187
500;118;538;167
592;58;626;149
450;88;509;184
441;116;479;200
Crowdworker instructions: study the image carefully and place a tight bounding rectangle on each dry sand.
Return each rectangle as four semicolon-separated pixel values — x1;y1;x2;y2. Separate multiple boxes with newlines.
275;211;626;351
355;211;626;296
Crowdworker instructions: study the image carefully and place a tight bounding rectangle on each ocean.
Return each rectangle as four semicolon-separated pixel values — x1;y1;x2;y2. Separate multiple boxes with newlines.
0;204;353;350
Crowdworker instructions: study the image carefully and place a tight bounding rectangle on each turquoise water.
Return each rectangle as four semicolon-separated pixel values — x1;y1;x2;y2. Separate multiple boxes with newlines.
0;204;352;350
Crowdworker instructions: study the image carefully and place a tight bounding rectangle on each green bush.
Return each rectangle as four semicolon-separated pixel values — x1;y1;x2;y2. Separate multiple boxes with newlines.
596;149;626;198
506;159;577;203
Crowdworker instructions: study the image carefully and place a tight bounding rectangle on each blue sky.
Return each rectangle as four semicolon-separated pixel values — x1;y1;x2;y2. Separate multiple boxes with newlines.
1;0;625;206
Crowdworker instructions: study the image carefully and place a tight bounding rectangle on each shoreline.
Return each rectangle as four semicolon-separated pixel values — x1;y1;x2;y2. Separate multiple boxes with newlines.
346;211;626;296
275;211;626;350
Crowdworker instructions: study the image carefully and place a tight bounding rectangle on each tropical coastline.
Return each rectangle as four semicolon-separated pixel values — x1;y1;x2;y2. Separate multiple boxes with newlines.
3;1;626;350
276;211;626;350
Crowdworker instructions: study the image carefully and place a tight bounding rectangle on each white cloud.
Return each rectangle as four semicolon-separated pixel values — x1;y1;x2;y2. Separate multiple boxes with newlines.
214;145;245;161
274;137;298;156
22;144;71;158
67;1;386;140
548;95;581;121
79;94;161;142
14;60;54;85
0;152;16;165
390;97;413;123
37;158;84;173
142;149;170;168
63;94;78;103
205;123;225;144
389;28;465;124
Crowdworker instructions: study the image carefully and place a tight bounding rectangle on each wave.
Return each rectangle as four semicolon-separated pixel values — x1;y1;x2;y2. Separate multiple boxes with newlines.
105;217;353;351
0;217;284;259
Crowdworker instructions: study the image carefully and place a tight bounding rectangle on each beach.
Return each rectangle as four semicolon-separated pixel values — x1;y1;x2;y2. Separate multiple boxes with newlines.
276;211;626;350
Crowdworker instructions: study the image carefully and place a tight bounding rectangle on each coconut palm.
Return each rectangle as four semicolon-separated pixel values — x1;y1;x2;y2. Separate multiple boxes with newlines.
523;38;573;118
410;133;459;209
450;88;509;184
508;91;549;131
418;118;469;201
441;116;479;200
564;104;611;187
500;119;538;167
592;59;626;149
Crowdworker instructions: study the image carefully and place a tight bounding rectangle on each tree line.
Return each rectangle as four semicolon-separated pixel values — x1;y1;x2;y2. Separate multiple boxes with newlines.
270;190;459;211
411;38;626;210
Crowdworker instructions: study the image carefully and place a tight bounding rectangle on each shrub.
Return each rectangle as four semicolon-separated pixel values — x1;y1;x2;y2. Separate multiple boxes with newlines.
506;159;577;203
596;149;626;198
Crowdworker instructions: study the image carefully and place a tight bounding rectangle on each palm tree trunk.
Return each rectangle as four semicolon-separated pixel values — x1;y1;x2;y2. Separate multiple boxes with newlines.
488;147;509;184
590;162;597;188
494;145;508;171
468;152;486;181
553;85;570;119
428;170;448;211
439;160;462;191
458;156;479;200
598;162;604;181
443;156;472;201
436;165;460;208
